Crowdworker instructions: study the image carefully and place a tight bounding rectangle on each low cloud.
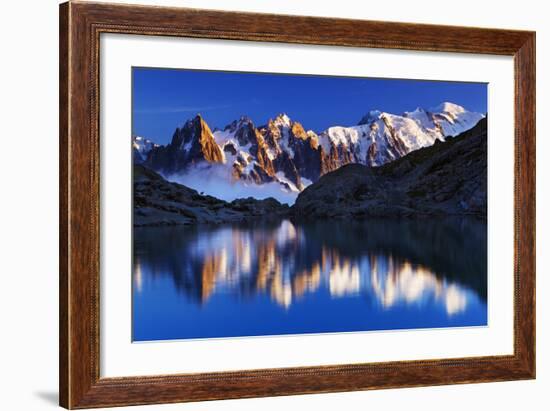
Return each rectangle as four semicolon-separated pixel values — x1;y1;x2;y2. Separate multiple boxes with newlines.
167;164;298;205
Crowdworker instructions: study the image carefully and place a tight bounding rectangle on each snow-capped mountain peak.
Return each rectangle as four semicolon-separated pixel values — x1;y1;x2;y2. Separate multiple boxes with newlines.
426;102;484;137
132;135;159;163
430;101;466;115
137;101;485;203
409;107;425;115
226;115;253;128
319;102;484;167
272;113;292;128
358;109;383;125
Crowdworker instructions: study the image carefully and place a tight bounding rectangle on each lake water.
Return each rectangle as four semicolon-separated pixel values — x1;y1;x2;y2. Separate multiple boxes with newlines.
133;218;487;341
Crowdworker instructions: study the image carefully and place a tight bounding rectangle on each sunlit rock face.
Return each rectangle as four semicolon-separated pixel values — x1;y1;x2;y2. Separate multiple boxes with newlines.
145;115;224;174
134;219;484;314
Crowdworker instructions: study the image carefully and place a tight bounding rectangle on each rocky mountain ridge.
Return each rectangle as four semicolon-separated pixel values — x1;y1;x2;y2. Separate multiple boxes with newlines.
292;117;487;218
134;117;486;226
134;103;484;197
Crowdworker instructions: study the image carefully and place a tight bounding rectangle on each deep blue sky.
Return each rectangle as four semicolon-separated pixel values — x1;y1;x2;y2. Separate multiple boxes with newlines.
133;67;487;145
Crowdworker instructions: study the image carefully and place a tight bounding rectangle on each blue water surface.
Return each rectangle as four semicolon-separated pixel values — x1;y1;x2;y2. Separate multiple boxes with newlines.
132;218;487;341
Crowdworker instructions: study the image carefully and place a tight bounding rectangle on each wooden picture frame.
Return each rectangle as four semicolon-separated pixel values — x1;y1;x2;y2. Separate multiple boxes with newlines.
59;1;535;408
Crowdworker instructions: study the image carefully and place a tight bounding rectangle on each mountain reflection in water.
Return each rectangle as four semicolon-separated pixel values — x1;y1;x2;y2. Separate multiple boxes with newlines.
133;218;487;341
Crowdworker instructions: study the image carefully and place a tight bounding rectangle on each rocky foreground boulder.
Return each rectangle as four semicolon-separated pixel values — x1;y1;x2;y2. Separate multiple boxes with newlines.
133;165;289;227
292;118;487;219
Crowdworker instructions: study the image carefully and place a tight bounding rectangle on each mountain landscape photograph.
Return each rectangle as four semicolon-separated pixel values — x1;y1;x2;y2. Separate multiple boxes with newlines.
132;67;488;342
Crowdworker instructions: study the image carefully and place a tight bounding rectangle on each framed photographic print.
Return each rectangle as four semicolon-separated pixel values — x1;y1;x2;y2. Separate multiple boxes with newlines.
59;1;535;409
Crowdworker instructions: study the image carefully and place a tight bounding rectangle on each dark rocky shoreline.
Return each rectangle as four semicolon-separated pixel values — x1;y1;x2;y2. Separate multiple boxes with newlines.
133;165;289;227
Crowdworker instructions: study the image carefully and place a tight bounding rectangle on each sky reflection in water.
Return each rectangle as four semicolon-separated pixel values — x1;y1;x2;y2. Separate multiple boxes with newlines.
133;218;487;341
